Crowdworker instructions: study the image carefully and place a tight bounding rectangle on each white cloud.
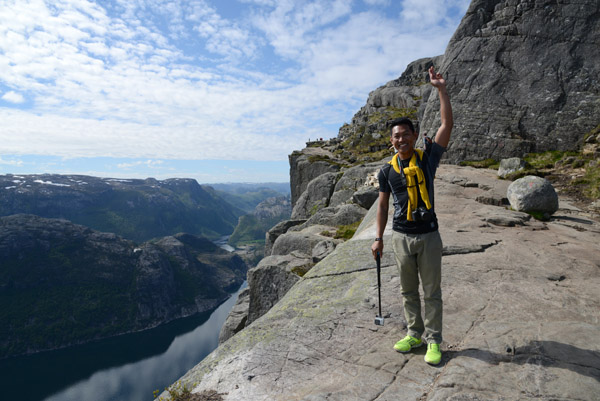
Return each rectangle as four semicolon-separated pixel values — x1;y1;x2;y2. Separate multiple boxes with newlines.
2;91;25;103
400;0;471;27
0;156;24;166
250;0;353;59
117;159;165;169
0;0;469;167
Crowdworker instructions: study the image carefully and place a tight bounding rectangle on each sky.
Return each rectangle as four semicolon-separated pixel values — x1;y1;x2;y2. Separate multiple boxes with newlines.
0;0;470;184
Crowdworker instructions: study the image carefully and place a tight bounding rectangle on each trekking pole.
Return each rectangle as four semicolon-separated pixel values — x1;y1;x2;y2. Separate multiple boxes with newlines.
374;253;384;326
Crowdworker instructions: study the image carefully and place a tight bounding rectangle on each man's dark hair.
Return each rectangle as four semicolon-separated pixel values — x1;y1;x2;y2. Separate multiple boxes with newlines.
389;117;416;136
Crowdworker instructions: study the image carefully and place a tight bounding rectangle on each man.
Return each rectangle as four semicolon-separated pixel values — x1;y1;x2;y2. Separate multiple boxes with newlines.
371;66;452;365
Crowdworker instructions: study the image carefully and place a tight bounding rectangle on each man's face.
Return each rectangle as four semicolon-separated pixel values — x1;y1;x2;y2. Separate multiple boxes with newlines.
390;124;417;159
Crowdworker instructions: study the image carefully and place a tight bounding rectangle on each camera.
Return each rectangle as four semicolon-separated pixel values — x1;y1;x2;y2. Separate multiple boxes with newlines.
411;206;432;222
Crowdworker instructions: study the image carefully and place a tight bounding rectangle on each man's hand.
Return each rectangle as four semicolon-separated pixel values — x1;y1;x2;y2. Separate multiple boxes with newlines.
371;240;383;260
429;66;446;89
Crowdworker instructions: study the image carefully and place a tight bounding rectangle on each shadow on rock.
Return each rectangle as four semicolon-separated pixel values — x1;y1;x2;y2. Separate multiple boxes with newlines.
443;341;600;381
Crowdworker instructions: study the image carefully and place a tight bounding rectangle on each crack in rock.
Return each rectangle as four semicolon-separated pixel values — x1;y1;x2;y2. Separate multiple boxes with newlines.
442;240;500;256
305;241;500;280
304;263;395;280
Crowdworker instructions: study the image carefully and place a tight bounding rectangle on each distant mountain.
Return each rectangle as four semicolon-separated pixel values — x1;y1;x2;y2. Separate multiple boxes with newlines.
208;182;290;196
208;183;290;214
0;214;247;359
228;196;291;248
0;174;243;242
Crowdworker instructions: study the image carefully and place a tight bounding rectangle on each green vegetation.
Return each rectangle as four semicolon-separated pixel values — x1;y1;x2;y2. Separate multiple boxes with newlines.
333;106;418;166
307;154;345;168
154;381;225;401
524;150;579;169
227;215;264;247
458;123;599;204
572;159;600;200
291;264;314;277
501;150;599;202
526;210;551;221
459;158;500;169
367;106;417;125
228;211;291;248
334;221;362;240
310;203;324;216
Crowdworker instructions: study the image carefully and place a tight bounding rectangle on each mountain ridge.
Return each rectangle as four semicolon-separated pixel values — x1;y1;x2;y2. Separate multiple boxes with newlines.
0;174;243;242
0;214;247;359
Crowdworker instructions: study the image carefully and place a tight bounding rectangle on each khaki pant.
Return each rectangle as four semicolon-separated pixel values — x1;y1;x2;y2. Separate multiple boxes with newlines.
392;230;443;344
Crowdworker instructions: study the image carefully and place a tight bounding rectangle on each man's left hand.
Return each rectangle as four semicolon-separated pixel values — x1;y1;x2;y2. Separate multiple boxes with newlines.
429;66;446;89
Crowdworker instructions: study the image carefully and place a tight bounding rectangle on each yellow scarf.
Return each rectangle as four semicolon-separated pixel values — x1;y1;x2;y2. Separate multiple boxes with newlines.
389;149;432;221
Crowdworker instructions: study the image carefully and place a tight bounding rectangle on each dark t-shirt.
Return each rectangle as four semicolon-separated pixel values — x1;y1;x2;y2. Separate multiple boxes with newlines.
378;142;446;234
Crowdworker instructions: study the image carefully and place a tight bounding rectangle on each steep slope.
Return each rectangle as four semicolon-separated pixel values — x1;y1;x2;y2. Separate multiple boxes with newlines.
0;214;247;359
0;174;242;242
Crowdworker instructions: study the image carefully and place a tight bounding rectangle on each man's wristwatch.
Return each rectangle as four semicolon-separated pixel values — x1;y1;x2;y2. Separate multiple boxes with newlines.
375;237;383;241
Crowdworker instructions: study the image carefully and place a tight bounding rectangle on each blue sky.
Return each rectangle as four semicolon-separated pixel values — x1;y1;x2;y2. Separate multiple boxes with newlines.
0;0;469;183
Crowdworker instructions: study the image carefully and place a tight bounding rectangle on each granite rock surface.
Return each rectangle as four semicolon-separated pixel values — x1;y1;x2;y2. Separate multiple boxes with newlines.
169;165;600;400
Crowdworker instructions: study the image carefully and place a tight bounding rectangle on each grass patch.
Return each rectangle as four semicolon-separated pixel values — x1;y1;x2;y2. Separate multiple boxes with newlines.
526;211;551;221
524;150;578;169
459;158;500;169
291;264;314;277
499;145;599;203
310;203;324;216
573;160;600;199
307;154;345;168
367;106;417;125
334;221;361;240
154;381;226;401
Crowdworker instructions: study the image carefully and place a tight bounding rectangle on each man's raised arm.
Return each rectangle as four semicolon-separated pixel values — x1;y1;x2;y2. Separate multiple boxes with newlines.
428;66;453;148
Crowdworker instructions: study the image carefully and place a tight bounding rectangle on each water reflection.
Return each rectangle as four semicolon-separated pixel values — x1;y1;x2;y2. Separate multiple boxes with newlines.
0;283;246;401
214;235;235;252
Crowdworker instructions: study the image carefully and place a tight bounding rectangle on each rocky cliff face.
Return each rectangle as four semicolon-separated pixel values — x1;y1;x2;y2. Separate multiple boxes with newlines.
339;56;444;143
0;214;247;359
311;0;600;168
0;174;242;242
219;157;381;344
419;0;600;162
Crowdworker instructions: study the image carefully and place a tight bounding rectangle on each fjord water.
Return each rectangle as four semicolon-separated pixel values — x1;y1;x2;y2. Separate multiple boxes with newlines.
0;282;246;401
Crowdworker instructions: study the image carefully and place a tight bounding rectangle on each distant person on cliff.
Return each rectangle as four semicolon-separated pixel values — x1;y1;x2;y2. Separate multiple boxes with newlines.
370;66;453;365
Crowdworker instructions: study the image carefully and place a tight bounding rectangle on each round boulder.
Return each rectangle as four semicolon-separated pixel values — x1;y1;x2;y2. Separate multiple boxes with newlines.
507;176;559;215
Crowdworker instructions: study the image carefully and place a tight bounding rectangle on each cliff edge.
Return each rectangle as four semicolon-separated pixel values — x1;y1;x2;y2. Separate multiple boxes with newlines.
170;164;600;400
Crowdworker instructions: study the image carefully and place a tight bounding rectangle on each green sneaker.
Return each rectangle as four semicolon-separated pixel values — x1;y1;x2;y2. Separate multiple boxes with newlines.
424;343;442;365
393;335;423;353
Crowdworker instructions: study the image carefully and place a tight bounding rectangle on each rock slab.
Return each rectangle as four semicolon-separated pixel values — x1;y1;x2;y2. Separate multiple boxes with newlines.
167;165;600;400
